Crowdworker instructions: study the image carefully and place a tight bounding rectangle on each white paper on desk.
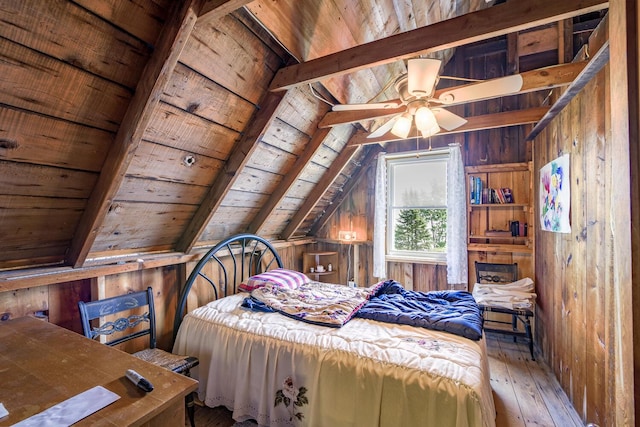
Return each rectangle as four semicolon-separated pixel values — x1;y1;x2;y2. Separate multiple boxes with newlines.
11;385;120;427
0;403;9;419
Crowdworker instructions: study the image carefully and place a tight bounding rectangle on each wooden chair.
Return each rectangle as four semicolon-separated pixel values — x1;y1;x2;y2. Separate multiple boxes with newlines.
474;261;535;360
78;287;199;427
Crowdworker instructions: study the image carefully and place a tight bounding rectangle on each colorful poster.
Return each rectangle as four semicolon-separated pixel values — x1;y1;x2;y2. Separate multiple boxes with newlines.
539;153;571;233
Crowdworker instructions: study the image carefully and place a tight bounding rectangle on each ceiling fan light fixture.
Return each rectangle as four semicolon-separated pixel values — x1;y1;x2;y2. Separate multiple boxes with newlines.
420;122;440;138
391;113;412;138
408;58;441;98
415;106;438;131
415;105;440;137
343;56;525;140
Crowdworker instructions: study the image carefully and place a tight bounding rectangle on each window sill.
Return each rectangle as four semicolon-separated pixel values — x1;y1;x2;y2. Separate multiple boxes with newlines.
385;255;446;265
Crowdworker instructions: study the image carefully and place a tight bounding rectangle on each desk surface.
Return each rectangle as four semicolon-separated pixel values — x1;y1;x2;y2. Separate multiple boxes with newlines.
0;316;198;426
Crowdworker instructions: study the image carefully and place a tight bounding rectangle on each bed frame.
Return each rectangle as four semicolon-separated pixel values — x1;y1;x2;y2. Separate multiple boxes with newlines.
171;234;496;427
173;233;283;340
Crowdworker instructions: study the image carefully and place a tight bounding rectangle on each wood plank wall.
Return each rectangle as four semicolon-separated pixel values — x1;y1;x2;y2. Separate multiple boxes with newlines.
532;40;626;427
609;0;638;423
534;64;609;426
0;243;304;352
0;279;90;332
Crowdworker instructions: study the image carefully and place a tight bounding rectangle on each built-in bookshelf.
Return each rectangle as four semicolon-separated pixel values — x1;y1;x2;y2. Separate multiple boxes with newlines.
465;162;534;254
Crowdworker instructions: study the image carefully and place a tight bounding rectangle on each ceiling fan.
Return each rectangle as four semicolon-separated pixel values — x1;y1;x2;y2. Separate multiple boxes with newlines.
332;58;524;139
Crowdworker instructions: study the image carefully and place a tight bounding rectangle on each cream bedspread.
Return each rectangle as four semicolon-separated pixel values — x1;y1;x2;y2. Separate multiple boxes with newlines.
173;294;496;427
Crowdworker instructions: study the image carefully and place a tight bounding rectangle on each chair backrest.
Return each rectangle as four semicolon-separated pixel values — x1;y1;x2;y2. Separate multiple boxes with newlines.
78;287;156;349
475;261;518;284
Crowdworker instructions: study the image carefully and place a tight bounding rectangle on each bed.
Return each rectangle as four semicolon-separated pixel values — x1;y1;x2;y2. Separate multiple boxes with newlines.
172;234;496;427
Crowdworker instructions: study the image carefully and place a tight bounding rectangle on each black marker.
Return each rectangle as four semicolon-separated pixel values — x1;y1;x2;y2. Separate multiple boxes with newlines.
125;369;154;392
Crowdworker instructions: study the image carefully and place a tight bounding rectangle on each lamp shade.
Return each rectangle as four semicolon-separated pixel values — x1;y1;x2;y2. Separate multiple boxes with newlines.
420;122;440;138
415;106;437;131
391;113;412;138
408;58;441;97
415;106;440;137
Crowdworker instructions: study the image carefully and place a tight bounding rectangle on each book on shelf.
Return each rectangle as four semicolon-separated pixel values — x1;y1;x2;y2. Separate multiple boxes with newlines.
509;221;528;236
474;177;482;204
469;176;475;204
502;188;513;203
469;180;513;205
489;188;502;204
482;188;489;204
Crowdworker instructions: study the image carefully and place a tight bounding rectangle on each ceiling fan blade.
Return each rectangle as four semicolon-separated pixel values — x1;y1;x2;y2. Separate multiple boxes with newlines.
367;116;398;139
432;108;468;131
437;74;524;104
332;101;402;111
408;58;442;98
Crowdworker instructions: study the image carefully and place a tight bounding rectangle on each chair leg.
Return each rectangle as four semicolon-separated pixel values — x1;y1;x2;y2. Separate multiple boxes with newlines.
186;392;196;427
524;317;534;361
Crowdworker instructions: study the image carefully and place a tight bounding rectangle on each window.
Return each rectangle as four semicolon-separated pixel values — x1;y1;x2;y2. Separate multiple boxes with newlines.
386;150;449;262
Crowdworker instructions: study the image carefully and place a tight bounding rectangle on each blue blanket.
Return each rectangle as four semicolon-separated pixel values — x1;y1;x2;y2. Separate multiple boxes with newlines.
356;280;483;340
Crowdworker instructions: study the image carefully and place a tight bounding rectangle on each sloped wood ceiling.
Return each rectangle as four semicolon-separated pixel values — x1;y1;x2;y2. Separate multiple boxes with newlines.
0;0;607;271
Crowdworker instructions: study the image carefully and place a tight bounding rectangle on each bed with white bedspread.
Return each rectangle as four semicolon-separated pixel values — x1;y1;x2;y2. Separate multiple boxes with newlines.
171;234;496;427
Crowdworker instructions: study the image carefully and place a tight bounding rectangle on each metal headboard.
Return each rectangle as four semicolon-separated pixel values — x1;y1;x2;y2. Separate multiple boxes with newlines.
173;234;283;340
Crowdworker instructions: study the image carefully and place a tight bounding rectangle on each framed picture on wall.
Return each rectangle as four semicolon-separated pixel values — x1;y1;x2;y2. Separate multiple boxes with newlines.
539;153;571;233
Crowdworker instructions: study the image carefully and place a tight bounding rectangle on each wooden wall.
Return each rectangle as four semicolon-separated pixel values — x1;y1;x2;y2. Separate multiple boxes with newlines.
0;242;304;352
0;279;90;333
609;0;639;423
532;16;633;425
534;67;608;423
0;267;179;348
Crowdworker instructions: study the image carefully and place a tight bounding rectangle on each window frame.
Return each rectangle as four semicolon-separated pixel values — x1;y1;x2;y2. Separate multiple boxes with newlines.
385;149;449;263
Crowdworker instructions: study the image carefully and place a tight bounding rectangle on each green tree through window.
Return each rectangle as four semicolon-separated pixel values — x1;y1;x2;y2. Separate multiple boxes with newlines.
394;209;447;252
421;208;447;250
394;209;429;250
386;150;448;260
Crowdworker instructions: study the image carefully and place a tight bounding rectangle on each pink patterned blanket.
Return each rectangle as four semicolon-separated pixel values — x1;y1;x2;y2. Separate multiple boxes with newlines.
248;281;384;327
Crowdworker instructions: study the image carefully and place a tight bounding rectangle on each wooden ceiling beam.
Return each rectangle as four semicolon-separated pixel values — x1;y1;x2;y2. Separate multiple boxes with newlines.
319;107;405;128
248;127;333;235
176;89;288;253
280;144;360;240
516;60;587;93
527;41;610;141
319;61;588;128
309;143;384;236
269;0;608;91
66;0;204;268
199;0;251;22
349;107;550;146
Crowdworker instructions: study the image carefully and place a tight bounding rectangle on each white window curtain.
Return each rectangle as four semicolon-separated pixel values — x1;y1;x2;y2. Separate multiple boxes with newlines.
373;152;387;279
446;143;468;287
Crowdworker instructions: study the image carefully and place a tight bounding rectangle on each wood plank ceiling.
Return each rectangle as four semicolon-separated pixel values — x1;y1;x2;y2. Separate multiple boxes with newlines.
0;0;608;270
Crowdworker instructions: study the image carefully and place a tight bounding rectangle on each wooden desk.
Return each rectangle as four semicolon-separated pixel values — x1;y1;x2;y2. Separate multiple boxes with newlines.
0;317;198;426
